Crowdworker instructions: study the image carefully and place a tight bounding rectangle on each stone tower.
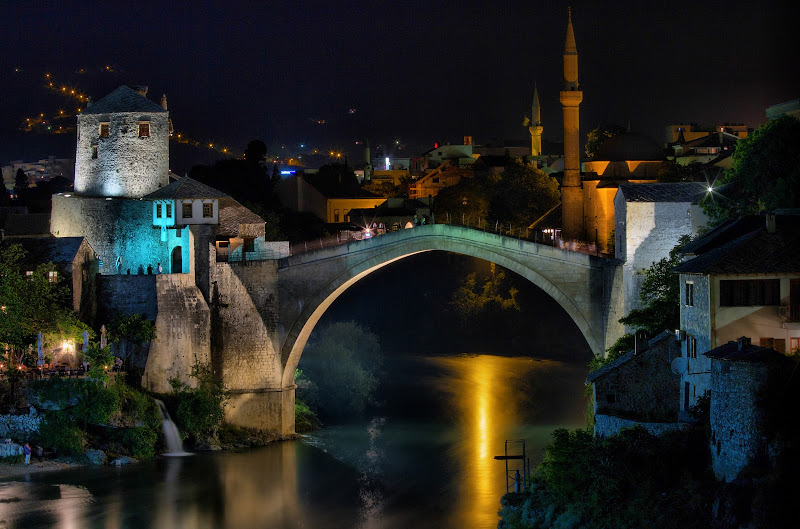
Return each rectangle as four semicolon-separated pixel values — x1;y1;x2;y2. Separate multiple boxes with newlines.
74;85;170;198
560;8;584;241
529;84;544;157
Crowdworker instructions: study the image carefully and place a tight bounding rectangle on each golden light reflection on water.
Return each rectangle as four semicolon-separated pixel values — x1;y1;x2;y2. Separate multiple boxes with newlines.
427;354;578;529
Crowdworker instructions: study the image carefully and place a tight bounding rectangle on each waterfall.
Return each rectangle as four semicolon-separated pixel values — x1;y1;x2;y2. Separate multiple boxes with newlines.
154;399;191;456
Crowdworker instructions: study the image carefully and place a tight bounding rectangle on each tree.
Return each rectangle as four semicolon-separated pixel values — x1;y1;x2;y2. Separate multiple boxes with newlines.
243;139;267;165
489;158;560;227
432;176;490;226
0;183;11;206
657;159;711;183
585;124;626;159
451;264;520;324
703;115;800;224
13;168;28;202
107;312;156;369
297;321;382;420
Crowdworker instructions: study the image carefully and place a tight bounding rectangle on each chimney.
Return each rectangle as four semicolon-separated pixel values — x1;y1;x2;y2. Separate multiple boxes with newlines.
766;213;776;233
160;94;168;110
737;336;751;351
634;329;649;355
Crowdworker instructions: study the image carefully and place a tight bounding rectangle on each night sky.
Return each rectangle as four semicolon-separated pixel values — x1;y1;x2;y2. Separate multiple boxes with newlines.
1;1;794;169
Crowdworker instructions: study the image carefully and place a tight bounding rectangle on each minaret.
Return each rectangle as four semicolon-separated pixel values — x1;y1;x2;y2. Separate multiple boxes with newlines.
529;84;544;158
560;7;584;241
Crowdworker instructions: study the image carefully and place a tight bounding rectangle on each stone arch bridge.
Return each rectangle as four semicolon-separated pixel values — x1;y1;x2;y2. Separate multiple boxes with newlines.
214;224;624;435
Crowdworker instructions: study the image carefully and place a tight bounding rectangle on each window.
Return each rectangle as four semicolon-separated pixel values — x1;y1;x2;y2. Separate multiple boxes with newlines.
166;204;172;218
719;279;780;306
25;270;33;277
48;271;58;283
244;238;255;252
334;209;340;222
91;145;98;159
182;202;192;218
99;122;110;138
202;203;212;218
685;282;694;306
687;335;697;359
138;122;150;137
760;337;786;354
156;204;162;218
791;279;800;322
791;337;800;354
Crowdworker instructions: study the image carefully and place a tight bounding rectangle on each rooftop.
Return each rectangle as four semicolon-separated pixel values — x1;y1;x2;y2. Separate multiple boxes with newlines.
618;182;708;203
2;236;89;268
144;176;229;200
586;331;673;383
82;85;167;115
675;214;800;274
704;339;788;363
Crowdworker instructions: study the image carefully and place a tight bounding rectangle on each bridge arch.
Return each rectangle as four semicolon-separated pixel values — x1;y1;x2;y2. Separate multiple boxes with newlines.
279;225;612;388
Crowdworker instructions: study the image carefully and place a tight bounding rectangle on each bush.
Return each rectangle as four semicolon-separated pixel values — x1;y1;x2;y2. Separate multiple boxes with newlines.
37;412;85;456
170;363;228;444
295;398;322;433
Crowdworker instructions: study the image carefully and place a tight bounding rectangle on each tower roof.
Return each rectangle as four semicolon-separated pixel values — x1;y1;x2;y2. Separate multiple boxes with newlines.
564;8;577;55
82;85;167;115
532;84;541;125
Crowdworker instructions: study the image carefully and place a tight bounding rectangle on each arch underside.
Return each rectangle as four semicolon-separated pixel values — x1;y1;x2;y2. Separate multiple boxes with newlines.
280;232;605;388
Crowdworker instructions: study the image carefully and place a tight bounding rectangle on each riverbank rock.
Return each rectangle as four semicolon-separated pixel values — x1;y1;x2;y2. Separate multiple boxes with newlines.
84;449;107;465
110;456;138;466
0;442;23;458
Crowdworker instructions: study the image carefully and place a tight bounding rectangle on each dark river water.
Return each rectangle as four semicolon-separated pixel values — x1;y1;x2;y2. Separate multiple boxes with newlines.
0;353;587;529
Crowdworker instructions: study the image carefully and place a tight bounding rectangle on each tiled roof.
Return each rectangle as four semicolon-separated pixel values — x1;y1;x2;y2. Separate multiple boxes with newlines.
143;176;228;199
704;340;787;363
586;331;673;383
217;197;265;238
2;237;88;268
82;86;167;115
618;182;708;203
675;215;800;274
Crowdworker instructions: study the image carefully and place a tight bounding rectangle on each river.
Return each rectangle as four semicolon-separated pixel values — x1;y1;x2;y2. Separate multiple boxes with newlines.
0;353;587;529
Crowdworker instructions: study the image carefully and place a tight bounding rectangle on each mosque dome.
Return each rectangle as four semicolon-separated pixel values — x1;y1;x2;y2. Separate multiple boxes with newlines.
595;133;664;161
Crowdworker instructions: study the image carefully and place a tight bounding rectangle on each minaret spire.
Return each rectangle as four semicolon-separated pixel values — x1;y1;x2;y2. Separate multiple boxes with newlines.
529;83;544;158
560;7;584;241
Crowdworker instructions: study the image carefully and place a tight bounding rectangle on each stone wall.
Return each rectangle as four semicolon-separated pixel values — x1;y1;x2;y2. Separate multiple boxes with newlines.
0;410;40;440
709;358;769;482
51;194;189;276
142;274;211;393
211;260;289;433
594;414;688;438
592;334;682;422
680;273;712;412
74;111;169;198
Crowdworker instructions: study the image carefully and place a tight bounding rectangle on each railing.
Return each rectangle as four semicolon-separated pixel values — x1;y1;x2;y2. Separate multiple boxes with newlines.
284;218;613;259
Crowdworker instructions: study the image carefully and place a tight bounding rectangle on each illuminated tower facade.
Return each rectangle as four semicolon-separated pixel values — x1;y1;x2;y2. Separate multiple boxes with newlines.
529;84;544;158
560;8;584;241
74;85;170;198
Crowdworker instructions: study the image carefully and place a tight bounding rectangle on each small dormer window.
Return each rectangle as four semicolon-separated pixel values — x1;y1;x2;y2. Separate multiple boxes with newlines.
99;122;110;138
182;202;192;218
138;122;150;137
202;203;212;218
166;204;172;217
156;204;162;218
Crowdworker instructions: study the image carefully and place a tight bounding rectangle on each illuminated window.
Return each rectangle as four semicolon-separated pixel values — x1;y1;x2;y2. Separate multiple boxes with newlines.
25;270;33;277
182;202;192;218
685;282;694;306
138;122;150;137
99;122;110;138
156;204;162;218
202;203;212;218
687;335;696;359
48;271;58;283
791;337;800;354
91;145;98;159
166;204;172;217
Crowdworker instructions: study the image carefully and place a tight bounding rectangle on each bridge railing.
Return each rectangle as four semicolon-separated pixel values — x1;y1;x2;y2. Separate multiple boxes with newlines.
285;220;613;259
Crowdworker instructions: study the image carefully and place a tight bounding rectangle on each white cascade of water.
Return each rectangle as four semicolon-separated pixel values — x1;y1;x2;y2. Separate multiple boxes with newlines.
154;399;191;456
